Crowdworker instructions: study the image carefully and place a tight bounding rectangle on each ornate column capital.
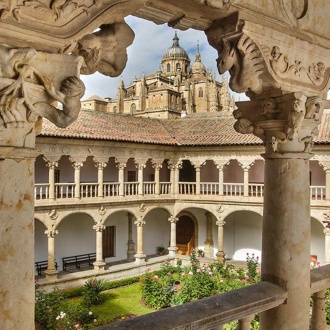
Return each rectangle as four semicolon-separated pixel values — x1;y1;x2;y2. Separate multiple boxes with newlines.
168;216;179;223
44;157;59;169
116;162;127;170
216;218;226;227
134;217;145;227
214;159;230;170
45;228;58;238
237;159;256;171
69;156;86;169
135;163;146;170
152;162;163;171
93;224;105;232
93;157;108;170
233;92;326;155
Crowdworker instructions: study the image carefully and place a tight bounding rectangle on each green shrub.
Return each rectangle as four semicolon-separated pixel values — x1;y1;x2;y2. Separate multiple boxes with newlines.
246;253;260;283
35;287;66;329
83;278;108;307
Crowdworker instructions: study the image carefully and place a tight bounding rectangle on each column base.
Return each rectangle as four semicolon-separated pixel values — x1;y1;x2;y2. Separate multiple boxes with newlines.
45;269;59;281
93;260;106;271
204;242;214;258
134;253;146;265
168;246;178;257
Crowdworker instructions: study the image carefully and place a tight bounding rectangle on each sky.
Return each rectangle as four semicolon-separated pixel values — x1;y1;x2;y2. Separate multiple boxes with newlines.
80;16;246;101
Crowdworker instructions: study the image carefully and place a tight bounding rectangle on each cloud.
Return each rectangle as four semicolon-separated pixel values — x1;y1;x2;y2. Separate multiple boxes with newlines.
81;16;247;101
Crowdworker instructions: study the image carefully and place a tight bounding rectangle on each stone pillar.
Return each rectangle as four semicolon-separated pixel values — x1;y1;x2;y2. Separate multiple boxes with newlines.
44;157;58;201
69;157;85;199
44;228;59;280
217;165;225;196
206;13;330;330
216;218;226;261
116;162;126;196
152;162;162;195
136;163;145;196
134;217;146;264
168;216;179;257
0;43;84;329
93;223;106;271
94;159;108;198
323;227;330;264
169;164;175;194
204;212;214;258
238;160;254;197
173;164;182;195
311;289;327;330
195;165;201;195
127;213;136;261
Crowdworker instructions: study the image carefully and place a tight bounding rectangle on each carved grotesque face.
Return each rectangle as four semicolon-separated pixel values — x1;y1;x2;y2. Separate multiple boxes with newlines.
305;97;322;119
293;99;305;113
262;98;276;111
216;40;234;74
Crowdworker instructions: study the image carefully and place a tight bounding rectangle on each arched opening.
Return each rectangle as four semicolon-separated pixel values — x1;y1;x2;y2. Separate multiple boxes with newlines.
179;160;196;182
176;63;181;71
176;215;195;255
130;103;136;113
198;87;203;97
224;210;263;262
311;217;325;264
167;63;170;72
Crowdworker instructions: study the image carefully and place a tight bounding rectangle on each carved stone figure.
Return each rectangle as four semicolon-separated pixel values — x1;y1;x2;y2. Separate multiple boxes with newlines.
261;97;280;120
285;93;307;140
215;35;265;94
72;22;135;77
233;109;254;134
305;96;323;120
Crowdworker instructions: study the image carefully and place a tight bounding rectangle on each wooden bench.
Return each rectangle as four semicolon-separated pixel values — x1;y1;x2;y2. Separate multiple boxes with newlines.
35;260;58;276
62;253;96;272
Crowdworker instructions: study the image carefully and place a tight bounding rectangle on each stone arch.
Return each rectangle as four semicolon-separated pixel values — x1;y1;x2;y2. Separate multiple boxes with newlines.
223;210;263;262
56;212;96;271
142;207;172;255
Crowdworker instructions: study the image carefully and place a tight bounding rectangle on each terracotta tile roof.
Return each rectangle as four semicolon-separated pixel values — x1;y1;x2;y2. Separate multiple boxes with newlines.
40;110;177;145
39;108;330;146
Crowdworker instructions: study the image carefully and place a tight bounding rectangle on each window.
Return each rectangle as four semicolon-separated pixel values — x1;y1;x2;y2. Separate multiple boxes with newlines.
130;103;136;113
199;88;203;98
176;63;181;71
113;106;117;113
167;63;170;72
54;170;60;183
127;171;136;182
102;226;115;258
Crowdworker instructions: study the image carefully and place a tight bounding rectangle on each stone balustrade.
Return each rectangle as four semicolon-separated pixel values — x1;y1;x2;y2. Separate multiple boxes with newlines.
34;181;326;203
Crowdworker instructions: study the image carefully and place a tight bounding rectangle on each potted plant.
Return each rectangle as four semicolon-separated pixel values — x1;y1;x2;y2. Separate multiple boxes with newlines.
156;245;166;256
197;249;204;257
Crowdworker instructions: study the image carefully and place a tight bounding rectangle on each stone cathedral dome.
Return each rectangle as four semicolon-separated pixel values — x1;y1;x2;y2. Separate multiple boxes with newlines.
162;32;189;60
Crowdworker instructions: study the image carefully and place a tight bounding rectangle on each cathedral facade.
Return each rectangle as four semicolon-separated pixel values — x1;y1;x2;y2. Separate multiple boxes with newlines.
81;32;235;118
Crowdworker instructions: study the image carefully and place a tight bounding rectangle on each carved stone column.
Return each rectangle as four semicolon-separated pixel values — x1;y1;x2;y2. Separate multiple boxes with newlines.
216;218;226;261
134;217;146;264
94;158;108;198
206;14;330;327
169;162;182;195
93;223;106;271
44;227;59;280
116;162;126;197
195;165;201;195
214;160;229;196
127;213;136;261
204;212;214;258
311;289;327;330
168;216;179;257
0;43;84;329
135;163;146;196
152;162;162;195
43;157;59;201
69;157;85;199
238;160;255;197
